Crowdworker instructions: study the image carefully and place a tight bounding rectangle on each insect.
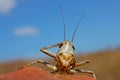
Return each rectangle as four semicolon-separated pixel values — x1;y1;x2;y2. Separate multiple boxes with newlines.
18;0;96;79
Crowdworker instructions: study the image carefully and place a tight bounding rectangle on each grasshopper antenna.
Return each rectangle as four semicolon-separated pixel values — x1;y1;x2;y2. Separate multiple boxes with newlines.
53;0;66;41
71;12;84;42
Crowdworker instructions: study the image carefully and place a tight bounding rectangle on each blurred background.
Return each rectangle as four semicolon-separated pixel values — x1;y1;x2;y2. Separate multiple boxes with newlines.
0;0;120;80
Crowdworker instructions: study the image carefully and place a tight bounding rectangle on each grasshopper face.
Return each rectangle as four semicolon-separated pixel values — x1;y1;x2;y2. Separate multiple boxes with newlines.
57;41;75;68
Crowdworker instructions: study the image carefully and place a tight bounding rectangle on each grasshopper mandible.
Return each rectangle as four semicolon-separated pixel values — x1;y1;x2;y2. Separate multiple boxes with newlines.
18;0;96;79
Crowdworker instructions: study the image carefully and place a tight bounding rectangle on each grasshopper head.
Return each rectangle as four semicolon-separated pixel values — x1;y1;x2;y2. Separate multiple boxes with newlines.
57;41;75;68
58;41;75;54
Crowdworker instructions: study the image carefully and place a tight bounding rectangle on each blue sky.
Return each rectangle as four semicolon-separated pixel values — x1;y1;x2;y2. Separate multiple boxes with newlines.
0;0;120;62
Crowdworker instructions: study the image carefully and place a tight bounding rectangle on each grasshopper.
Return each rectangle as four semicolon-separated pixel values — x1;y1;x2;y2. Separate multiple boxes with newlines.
18;0;96;79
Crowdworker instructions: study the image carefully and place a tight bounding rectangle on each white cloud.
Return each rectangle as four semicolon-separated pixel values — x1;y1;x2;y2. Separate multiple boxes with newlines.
0;0;16;14
13;26;39;36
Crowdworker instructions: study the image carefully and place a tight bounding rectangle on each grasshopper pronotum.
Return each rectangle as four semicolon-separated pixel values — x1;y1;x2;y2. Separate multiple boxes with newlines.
18;0;96;79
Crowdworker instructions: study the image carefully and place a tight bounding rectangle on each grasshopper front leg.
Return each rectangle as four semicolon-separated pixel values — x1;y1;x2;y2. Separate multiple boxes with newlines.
40;43;61;60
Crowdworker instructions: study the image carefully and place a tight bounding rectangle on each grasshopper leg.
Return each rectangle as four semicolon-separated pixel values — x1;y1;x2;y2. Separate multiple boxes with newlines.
75;60;90;67
70;69;96;80
17;60;57;70
40;43;61;60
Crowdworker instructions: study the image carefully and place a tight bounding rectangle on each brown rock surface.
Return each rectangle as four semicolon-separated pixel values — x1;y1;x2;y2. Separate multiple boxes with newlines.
0;67;94;80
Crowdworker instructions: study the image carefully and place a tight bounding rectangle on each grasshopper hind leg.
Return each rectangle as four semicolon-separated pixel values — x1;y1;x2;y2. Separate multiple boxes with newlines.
40;43;61;60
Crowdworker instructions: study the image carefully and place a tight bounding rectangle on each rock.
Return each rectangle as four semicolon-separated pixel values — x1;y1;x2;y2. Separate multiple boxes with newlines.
0;67;94;80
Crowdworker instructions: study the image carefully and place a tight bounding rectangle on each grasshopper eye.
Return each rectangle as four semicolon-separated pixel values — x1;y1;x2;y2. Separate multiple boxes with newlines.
59;42;66;48
72;46;75;50
59;43;63;48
